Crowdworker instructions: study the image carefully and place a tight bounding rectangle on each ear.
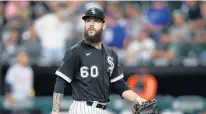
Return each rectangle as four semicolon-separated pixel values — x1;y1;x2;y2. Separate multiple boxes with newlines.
103;23;106;30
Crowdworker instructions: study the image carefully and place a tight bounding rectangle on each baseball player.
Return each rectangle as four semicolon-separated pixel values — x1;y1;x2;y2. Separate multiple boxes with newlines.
51;7;146;114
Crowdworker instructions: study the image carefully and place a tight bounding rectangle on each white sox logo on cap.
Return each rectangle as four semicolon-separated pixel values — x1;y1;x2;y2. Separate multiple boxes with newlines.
90;7;96;14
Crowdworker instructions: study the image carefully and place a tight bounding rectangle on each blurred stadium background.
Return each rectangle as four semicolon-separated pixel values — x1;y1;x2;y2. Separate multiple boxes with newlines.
0;1;206;114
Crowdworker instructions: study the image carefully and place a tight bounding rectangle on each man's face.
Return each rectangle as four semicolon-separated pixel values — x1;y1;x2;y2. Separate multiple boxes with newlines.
17;52;29;66
174;14;184;25
84;17;104;43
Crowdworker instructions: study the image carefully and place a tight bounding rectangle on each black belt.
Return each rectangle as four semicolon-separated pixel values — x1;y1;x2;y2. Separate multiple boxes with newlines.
86;101;107;110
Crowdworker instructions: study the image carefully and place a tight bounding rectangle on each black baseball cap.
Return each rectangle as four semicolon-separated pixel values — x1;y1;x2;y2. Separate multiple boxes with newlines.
82;7;105;23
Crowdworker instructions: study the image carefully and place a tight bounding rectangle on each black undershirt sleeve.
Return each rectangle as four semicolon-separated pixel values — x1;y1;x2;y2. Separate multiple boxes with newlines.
111;78;130;97
53;77;67;94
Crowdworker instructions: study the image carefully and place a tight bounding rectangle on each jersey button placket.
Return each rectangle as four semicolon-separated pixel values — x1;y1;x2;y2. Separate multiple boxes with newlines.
101;49;106;102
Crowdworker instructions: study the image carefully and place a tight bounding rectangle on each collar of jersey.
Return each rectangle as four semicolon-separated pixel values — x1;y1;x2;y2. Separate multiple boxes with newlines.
83;40;105;51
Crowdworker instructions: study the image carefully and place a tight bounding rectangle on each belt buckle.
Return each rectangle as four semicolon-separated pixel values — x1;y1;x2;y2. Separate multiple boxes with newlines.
92;101;98;107
101;105;105;109
101;104;107;110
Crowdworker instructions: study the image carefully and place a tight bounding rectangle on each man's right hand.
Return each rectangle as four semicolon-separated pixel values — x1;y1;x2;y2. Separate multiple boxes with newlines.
6;93;15;106
51;112;58;114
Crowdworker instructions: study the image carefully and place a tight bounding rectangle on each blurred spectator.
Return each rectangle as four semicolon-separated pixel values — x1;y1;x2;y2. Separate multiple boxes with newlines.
68;4;85;50
147;1;171;26
152;1;165;9
169;10;191;43
106;1;119;14
181;1;201;21
151;31;177;65
191;33;206;67
190;2;206;35
0;29;19;65
200;1;206;42
198;3;206;66
3;1;30;44
84;1;104;10
34;2;73;65
200;1;206;19
3;16;22;34
32;1;48;19
125;3;145;40
4;51;34;109
0;2;6;33
5;1;30;20
192;30;205;44
5;1;20;20
125;29;155;66
0;2;6;49
22;25;41;65
190;20;205;37
46;1;59;12
103;13;127;49
113;7;126;27
200;2;206;42
18;1;31;25
66;1;85;47
1;16;27;48
146;1;171;43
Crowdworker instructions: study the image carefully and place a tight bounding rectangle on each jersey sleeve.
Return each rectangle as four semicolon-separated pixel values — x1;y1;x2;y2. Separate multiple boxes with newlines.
28;67;34;89
110;51;124;83
5;66;15;84
55;50;78;83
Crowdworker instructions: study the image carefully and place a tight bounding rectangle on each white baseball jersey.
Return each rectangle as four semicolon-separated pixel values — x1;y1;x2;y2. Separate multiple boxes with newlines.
5;64;34;101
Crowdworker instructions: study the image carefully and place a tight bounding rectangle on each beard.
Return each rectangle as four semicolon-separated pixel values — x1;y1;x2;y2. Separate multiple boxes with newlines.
84;27;103;43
